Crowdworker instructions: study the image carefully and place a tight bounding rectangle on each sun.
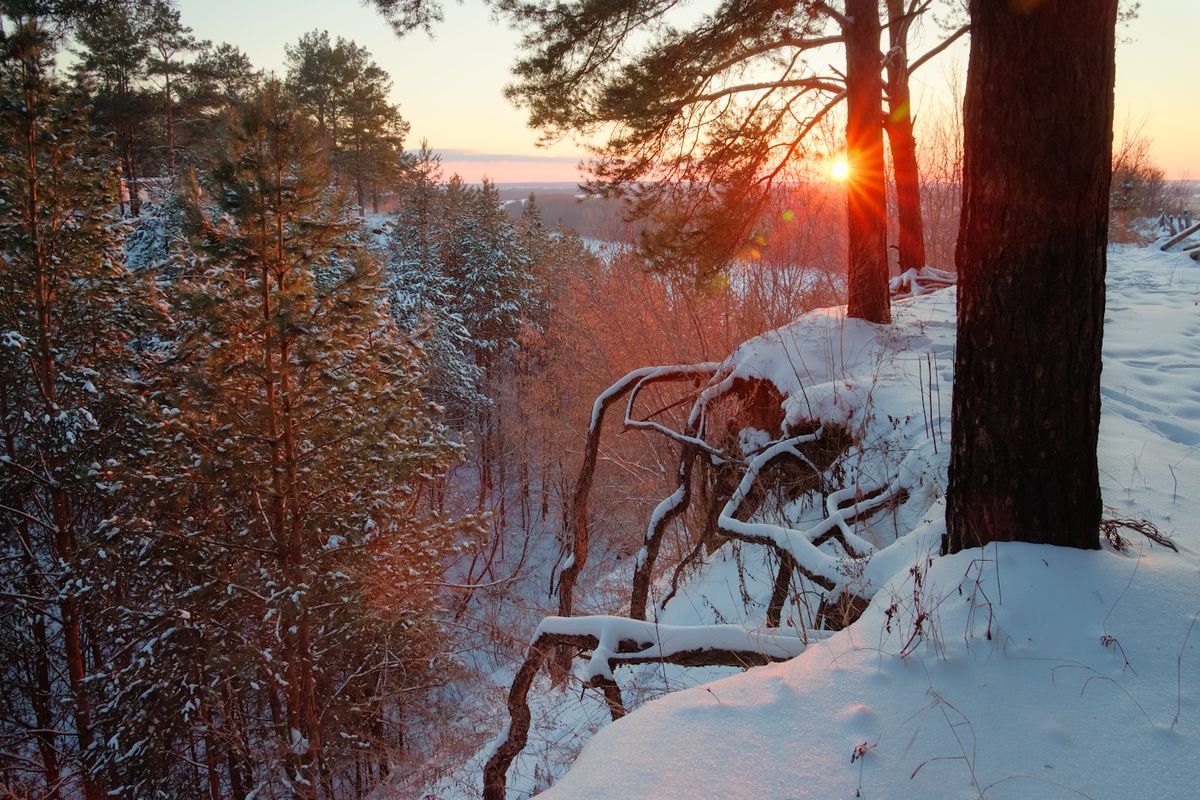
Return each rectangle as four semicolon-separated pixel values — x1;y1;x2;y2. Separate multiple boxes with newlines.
831;157;850;181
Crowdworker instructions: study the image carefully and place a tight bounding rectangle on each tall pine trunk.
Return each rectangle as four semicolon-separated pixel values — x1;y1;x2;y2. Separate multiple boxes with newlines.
121;122;140;217
944;0;1117;552
270;109;320;794
843;0;891;324
2;375;61;797
165;73;175;175
884;0;927;272
23;52;104;800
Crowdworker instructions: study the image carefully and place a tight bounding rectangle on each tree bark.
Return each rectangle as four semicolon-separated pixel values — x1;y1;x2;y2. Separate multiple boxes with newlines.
22;50;104;800
165;72;175;175
121;122;141;217
843;0;891;324
945;0;1117;553
885;0;927;272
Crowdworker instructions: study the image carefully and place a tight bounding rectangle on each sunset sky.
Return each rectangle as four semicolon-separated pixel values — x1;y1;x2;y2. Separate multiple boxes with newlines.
177;0;1199;184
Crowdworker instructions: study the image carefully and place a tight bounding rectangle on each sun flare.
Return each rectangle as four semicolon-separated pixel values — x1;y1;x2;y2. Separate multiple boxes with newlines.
830;157;850;181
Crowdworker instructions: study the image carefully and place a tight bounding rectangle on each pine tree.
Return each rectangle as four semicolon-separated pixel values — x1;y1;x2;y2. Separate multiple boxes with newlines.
491;0;893;320
182;41;260;164
144;0;200;175
0;19;167;799
448;178;532;368
72;0;154;215
338;39;408;213
944;0;1118;552
110;81;470;796
385;146;485;425
285;31;409;214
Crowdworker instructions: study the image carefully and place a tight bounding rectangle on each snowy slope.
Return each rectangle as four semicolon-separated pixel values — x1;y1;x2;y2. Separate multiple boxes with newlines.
537;245;1200;800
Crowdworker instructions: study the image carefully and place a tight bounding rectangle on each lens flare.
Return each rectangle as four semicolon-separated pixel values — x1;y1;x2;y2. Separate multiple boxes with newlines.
831;157;850;181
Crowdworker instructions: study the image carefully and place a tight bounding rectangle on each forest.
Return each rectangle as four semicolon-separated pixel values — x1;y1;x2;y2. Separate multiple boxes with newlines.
1;1;1197;799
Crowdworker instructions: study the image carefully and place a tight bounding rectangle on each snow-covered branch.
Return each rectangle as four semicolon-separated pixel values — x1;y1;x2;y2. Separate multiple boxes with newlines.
716;430;909;592
890;266;957;298
554;363;719;674
482;614;815;800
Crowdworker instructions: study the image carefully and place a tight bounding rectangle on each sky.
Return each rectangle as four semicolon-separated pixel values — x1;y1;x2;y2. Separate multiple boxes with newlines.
176;0;1199;184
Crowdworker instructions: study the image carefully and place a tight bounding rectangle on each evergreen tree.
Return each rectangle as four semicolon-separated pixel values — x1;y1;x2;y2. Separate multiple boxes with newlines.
448;178;532;368
102;81;470;796
0;18;167;798
945;0;1118;552
492;0;893;320
285;30;409;213
385;145;485;425
181;40;260;165
188;40;257;106
339;38;408;213
72;0;154;214
144;0;199;174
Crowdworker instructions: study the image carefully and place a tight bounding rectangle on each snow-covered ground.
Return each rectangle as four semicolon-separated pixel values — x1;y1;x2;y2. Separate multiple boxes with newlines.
525;244;1200;800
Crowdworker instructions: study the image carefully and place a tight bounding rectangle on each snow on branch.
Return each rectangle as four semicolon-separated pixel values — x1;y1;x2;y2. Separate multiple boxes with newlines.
890;266;957;298
1160;220;1200;251
717;430;909;592
628;368;744;620
555;362;719;676
589;363;721;432
482;614;815;800
534;615;812;682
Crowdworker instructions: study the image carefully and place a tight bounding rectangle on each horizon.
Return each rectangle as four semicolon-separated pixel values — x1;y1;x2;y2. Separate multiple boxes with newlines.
176;0;1200;183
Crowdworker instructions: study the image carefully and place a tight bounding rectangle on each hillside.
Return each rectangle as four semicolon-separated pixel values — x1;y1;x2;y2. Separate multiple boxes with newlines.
502;243;1200;799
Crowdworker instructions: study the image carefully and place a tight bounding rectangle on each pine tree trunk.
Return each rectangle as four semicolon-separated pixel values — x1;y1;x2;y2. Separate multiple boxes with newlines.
944;0;1117;553
23;533;62;798
843;0;891;324
221;682;248;800
2;379;62;798
123;125;141;217
166;73;175;176
885;0;927;272
23;60;104;799
270;129;320;794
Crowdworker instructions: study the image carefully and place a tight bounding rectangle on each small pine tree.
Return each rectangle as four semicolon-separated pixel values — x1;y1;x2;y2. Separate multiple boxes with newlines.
71;0;154;214
143;0;200;174
450;178;533;368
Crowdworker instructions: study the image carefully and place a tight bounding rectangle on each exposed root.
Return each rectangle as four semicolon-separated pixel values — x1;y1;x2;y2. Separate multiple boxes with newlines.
889;266;957;297
627;367;748;620
493;362;919;800
816;590;874;631
1101;517;1178;553
766;550;800;628
629;441;701;620
553;363;718;677
481;616;813;800
716;429;907;588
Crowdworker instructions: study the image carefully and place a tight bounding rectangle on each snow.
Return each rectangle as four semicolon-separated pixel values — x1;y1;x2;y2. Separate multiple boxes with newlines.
587;363;720;432
535;244;1200;800
532;615;813;681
